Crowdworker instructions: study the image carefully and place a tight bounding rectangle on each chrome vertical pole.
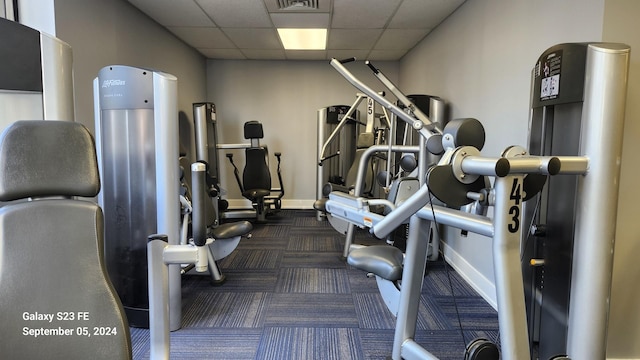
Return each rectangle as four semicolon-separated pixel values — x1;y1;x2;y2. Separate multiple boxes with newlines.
566;43;630;359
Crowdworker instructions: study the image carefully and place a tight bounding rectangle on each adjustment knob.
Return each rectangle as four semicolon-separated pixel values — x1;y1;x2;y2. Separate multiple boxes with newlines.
530;259;545;267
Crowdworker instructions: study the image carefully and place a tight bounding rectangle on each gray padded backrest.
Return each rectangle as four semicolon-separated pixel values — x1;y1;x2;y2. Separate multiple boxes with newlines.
0;120;132;359
0;120;100;201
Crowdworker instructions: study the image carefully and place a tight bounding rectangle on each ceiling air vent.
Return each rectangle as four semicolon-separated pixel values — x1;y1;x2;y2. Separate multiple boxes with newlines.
277;0;319;11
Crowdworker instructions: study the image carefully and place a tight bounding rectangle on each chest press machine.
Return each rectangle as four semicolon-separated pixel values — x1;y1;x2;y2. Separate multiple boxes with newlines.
325;42;629;360
193;103;284;223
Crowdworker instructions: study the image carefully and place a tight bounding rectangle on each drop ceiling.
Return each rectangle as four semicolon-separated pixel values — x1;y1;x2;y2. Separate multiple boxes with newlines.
127;0;466;61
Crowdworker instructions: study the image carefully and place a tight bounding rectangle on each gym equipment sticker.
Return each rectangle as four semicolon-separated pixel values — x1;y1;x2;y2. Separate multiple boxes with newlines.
508;178;523;233
539;50;562;101
20;311;118;338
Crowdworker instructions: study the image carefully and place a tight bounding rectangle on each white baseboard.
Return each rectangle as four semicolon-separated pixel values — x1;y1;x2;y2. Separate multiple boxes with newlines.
441;241;497;310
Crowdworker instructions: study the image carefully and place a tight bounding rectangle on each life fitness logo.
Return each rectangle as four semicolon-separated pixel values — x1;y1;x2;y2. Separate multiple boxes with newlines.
102;79;126;88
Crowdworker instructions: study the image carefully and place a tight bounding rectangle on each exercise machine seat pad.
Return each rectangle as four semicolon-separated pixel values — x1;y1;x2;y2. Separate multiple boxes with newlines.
347;245;404;281
210;220;253;240
0;120;100;201
242;147;271;200
0;120;132;359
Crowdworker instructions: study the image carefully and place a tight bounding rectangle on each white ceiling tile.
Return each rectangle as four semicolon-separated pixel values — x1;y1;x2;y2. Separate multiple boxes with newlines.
198;48;247;59
285;50;327;60
168;27;235;48
367;49;407;61
389;0;466;29
127;0;465;60
327;29;382;50
242;49;287;60
270;13;330;28
224;28;282;49
331;0;402;28
374;29;430;50
197;0;272;28
129;0;215;27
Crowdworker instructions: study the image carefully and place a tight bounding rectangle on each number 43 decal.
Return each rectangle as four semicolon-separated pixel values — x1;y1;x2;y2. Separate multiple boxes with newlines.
508;178;522;233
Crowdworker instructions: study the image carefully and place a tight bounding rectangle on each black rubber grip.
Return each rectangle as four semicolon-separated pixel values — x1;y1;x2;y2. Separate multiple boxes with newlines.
495;158;511;177
547;157;561;175
365;60;379;74
338;57;356;64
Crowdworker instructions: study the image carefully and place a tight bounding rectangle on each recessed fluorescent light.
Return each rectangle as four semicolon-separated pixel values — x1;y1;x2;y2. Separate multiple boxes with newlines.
277;28;327;50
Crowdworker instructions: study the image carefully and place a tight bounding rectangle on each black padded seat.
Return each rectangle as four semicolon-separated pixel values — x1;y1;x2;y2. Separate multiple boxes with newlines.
0;120;132;359
210;220;253;239
242;146;272;201
347;245;404;281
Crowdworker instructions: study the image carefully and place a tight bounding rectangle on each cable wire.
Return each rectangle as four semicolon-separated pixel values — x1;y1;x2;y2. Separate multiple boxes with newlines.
426;188;470;347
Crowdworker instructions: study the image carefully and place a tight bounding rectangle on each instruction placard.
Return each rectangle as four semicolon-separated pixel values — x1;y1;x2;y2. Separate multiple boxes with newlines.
540;50;563;101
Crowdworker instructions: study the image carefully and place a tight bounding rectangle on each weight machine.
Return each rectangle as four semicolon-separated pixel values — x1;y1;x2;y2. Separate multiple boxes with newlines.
95;67;250;331
522;42;630;359
193;103;284;223
315;103;358;222
324;42;629;360
94;65;183;330
324;62;446;260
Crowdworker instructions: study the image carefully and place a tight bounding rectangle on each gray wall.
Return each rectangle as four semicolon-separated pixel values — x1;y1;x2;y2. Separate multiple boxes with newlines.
206;59;399;208
400;0;639;358
602;1;640;358
53;0;207;141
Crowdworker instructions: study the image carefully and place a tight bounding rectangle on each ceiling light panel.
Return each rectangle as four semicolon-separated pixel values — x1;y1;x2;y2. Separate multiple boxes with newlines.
277;28;327;50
